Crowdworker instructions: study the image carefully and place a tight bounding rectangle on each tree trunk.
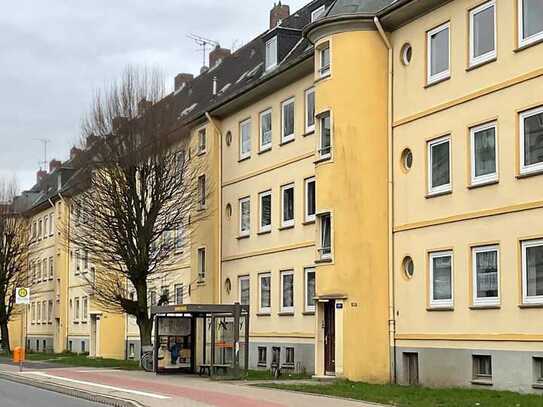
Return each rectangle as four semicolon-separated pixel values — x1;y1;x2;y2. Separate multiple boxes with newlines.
0;320;10;353
137;315;153;348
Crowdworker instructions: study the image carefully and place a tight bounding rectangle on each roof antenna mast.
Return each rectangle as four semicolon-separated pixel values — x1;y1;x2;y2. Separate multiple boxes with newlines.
187;34;219;68
34;138;51;171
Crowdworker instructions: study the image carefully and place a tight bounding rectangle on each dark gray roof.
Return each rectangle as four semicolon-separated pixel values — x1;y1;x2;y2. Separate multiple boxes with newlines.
328;0;397;16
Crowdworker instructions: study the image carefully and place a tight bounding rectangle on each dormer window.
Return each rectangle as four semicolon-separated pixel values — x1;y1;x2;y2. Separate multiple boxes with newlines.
311;5;326;22
265;37;278;71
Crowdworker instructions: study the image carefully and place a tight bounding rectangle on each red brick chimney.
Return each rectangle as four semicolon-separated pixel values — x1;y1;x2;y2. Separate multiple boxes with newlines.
174;73;194;91
209;45;231;68
270;1;290;29
49;159;62;173
36;169;47;184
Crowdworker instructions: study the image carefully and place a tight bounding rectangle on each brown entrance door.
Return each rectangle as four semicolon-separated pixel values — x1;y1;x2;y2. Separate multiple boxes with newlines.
324;301;336;375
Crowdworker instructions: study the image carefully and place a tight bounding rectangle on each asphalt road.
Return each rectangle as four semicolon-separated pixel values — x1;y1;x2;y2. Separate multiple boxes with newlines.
0;378;105;407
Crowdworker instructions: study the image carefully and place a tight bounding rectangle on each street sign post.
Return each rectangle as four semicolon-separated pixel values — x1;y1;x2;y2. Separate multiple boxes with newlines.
16;288;30;372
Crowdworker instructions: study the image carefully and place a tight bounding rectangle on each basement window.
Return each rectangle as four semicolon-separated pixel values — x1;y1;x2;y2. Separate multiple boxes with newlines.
472;355;492;383
534;357;543;385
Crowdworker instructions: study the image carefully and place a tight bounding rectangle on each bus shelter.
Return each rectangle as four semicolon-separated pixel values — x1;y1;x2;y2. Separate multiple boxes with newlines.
150;303;250;379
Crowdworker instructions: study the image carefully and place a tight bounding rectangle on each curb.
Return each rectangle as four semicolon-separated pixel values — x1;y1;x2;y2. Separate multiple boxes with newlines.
0;370;145;407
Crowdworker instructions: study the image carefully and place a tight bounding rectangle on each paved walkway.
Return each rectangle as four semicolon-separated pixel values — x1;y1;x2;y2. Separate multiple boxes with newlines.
0;362;382;407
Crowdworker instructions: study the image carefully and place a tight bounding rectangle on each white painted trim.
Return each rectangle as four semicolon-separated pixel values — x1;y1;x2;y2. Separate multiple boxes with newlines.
472;245;500;306
518;0;543;48
469;1;496;67
427;22;451;84
427;135;452;195
470;121;498;185
429;250;454;308
519;106;543;175
521;239;543;305
280;269;295;313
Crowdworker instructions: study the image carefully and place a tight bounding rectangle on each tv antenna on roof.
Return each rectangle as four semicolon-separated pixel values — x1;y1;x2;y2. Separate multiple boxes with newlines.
34;138;51;171
187;33;219;68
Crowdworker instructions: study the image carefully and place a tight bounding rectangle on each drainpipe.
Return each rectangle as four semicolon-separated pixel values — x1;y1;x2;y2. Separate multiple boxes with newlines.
374;16;396;384
58;192;70;352
205;112;223;304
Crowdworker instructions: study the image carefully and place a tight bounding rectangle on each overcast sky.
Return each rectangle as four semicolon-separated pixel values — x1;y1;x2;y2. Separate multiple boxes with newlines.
0;0;308;191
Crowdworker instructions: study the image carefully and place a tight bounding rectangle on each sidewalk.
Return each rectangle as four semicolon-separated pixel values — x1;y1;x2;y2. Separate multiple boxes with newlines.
0;362;383;407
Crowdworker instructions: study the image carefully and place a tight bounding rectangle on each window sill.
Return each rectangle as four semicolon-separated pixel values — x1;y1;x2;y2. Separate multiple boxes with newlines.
426;306;454;312
258;147;272;155
471;379;493;386
279;138;295;147
315;257;332;264
302;311;315;316
519;303;543;309
466;57;497;72
281;363;295;369
256;312;271;317
302;219;315;226
425;76;451;89
314;74;331;85
257;363;267;368
237;234;250;240
532;383;543;390
514;37;543;53
238;156;251;163
257;230;271;236
197;206;207;212
197;280;206;286
279;224;294;231
302;130;315;137
469;304;500;310
467;180;499;189
197;150;207;157
516;169;543;179
278;312;294;317
425;190;452;199
313;156;331;165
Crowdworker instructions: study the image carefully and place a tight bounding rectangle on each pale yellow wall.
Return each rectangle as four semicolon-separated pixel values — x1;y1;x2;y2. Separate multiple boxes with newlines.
392;0;543;344
314;29;390;382
219;74;317;344
392;0;543;122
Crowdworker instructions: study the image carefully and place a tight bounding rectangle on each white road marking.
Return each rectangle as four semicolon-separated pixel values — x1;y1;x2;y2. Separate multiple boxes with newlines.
23;371;171;400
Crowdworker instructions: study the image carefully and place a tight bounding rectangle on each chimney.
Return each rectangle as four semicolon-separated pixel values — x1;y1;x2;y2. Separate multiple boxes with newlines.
70;146;82;160
138;98;152;115
49;159;62;173
209;45;231;68
36;169;47;184
212;76;218;95
174;73;194;91
270;1;290;29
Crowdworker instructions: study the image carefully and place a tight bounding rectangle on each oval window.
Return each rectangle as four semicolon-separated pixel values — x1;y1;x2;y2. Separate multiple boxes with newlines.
225;131;232;146
225;203;232;218
403;256;414;279
401;148;413;171
401;43;412;66
224;278;232;294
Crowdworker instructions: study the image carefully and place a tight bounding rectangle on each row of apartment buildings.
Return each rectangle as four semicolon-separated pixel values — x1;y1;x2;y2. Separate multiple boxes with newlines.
8;0;543;393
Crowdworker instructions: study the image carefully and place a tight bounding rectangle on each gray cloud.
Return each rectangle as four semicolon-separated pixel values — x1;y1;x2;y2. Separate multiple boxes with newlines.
0;0;308;190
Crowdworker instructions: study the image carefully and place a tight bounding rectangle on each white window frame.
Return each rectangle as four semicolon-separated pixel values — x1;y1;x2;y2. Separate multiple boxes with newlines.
311;5;326;22
259;190;272;233
518;0;543;48
198;247;206;281
198;174;206;209
74;297;80;322
259;273;272;314
259;109;273;152
239;119;252;160
472;245;500;306
319;44;331;78
49;213;54;236
429;250;454;308
304;87;315;133
238;275;250;306
318;111;332;159
304;177;316;223
43;216;48;239
427;22;450;84
48;300;53;323
318;212;332;260
522;239;543;305
304;267;316;313
427;135;452;195
82;297;88;322
175;284;184;305
280;270;294;313
265;36;278;71
197;127;207;154
281;98;295;143
520;106;543;175
281;183;295;228
470;122;498;186
239;196;251;236
469;1;496;67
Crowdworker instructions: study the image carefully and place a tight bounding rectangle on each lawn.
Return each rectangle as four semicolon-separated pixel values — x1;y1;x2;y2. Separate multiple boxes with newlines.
259;380;543;407
24;352;141;370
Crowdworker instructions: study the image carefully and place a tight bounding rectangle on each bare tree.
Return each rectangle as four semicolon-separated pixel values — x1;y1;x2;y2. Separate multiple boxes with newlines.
66;66;209;348
0;178;30;352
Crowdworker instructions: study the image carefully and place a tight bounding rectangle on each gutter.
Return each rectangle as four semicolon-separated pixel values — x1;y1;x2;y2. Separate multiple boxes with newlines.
205;112;223;304
374;16;397;385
